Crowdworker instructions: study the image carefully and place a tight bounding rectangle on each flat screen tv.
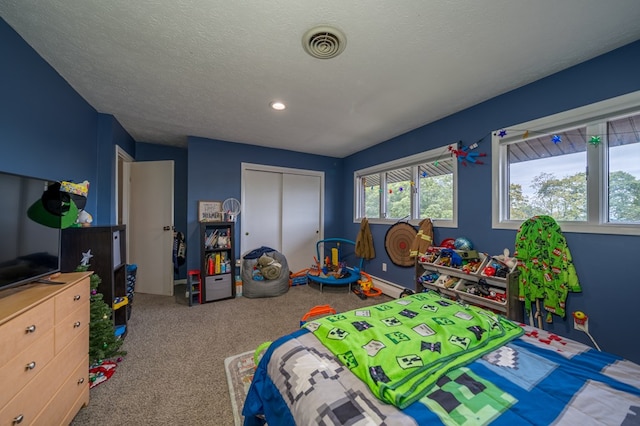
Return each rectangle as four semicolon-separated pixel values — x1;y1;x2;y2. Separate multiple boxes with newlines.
0;171;62;291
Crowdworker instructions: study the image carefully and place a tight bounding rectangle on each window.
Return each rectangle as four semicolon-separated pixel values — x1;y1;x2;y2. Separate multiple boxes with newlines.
361;173;381;219
354;146;457;227
607;115;640;223
492;90;640;235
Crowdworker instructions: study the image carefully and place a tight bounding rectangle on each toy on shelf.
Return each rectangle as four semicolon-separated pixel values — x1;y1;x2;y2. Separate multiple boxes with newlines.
435;248;463;268
481;251;515;278
419;247;443;263
112;296;128;310
418;272;440;285
423;246;484;275
76;210;93;227
440;238;456;249
461;258;483;274
454;237;473;250
494;248;517;269
435;274;459;289
456;279;507;304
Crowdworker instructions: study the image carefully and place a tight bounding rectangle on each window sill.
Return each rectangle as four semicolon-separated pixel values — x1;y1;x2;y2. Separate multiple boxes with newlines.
493;219;640;236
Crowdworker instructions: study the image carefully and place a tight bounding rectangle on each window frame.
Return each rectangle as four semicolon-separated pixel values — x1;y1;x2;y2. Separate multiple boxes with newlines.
492;90;640;236
354;146;458;227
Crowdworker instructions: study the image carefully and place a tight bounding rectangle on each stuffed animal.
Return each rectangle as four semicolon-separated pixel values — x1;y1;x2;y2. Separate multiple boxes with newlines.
496;248;517;269
217;233;228;248
76;210;93;227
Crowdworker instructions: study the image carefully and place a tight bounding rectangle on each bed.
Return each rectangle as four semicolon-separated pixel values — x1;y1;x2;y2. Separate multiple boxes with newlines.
243;291;640;425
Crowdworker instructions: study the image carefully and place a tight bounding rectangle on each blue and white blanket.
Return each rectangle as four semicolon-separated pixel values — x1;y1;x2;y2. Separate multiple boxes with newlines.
243;319;640;425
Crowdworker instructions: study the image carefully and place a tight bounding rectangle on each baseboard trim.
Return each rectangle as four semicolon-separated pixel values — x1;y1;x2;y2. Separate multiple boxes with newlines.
367;275;408;299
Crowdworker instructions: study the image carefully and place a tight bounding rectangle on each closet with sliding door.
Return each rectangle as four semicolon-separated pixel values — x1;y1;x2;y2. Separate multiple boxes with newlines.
241;164;323;273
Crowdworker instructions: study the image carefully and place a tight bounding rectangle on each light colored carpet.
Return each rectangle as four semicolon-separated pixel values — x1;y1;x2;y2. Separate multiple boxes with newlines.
69;281;391;425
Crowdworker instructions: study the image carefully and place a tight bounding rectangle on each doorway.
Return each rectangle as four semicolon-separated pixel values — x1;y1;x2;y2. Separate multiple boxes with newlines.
116;147;175;296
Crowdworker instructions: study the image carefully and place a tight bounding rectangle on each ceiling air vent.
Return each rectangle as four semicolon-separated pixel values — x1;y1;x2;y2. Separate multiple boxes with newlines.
302;26;346;59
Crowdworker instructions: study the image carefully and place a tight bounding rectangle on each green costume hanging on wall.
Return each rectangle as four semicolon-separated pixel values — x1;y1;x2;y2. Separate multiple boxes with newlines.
514;215;581;323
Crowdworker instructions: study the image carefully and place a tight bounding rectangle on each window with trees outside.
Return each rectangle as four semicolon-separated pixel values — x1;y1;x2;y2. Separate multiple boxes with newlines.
492;90;640;235
354;146;457;227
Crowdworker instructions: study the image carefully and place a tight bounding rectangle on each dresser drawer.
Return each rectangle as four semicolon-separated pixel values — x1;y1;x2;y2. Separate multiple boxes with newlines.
33;357;89;426
54;301;89;354
0;330;54;409
0;326;88;426
0;298;54;367
54;277;89;324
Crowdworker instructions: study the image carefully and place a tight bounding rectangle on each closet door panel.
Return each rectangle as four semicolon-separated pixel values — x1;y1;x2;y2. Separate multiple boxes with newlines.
242;170;282;253
282;173;321;273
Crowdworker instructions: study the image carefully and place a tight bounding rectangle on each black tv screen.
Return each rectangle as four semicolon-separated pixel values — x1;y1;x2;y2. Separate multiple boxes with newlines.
0;171;61;291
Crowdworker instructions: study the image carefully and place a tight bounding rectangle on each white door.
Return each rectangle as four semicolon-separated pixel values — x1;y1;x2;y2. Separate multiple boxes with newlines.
241;164;323;273
128;160;175;296
242;170;282;251
282;173;321;273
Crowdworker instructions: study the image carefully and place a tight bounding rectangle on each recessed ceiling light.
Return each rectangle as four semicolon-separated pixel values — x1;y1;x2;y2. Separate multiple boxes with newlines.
270;101;286;111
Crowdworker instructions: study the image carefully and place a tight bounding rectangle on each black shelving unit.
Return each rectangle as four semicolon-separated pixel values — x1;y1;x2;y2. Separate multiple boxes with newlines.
61;225;129;338
200;221;235;302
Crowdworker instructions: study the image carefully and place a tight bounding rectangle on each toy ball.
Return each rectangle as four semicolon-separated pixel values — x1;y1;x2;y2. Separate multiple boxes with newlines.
483;266;496;276
454;237;473;250
440;238;456;249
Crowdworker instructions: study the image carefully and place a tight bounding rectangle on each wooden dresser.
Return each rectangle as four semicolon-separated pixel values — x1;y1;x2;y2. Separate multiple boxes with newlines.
0;272;91;425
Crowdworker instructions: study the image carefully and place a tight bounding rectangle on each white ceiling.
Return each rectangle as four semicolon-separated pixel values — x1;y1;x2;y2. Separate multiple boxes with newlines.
2;1;640;158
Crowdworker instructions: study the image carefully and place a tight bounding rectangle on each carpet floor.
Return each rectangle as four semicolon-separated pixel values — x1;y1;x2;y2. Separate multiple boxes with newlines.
69;281;391;425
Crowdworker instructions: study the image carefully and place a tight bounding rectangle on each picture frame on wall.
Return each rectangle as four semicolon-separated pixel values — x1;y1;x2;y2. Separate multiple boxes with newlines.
198;200;223;222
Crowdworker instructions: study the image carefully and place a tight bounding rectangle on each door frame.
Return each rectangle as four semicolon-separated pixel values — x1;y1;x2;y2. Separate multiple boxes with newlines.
116;145;134;261
240;162;325;256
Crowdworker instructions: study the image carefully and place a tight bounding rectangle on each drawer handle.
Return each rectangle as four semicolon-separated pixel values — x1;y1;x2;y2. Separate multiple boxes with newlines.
78;377;85;385
74;294;81;301
25;325;36;333
74;321;82;328
13;414;24;424
26;361;36;370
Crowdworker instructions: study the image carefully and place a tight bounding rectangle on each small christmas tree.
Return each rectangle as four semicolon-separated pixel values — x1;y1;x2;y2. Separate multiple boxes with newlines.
76;264;126;364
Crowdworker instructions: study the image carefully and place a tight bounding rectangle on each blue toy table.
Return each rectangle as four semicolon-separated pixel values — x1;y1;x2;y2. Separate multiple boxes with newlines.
306;238;363;292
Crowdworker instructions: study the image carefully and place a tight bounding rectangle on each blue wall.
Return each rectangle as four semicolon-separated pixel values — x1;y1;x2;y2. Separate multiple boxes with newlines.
0;19;137;225
0;18;100;216
343;40;640;363
186;137;343;271
2;15;638;363
97;114;136;225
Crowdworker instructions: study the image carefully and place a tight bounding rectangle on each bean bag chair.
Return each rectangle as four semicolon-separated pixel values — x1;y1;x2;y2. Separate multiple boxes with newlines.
241;248;290;298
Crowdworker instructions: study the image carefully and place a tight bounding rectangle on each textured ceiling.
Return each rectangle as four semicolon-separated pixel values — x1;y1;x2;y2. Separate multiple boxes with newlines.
2;1;640;158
